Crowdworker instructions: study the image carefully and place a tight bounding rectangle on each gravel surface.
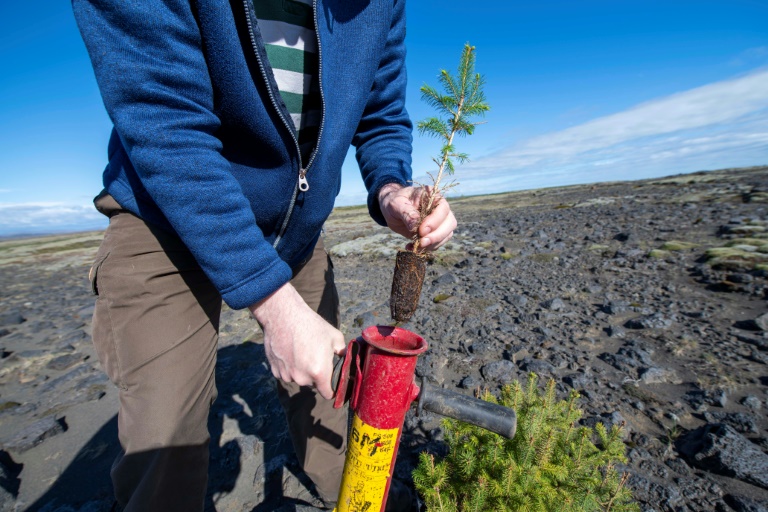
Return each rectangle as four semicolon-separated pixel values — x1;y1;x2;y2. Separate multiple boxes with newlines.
1;166;767;511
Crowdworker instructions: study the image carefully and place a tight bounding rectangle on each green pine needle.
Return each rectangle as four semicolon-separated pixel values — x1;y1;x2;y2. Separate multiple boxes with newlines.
413;373;639;512
411;43;490;251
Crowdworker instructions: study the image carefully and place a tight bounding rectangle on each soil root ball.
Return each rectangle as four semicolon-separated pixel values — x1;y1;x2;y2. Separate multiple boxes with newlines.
390;251;427;322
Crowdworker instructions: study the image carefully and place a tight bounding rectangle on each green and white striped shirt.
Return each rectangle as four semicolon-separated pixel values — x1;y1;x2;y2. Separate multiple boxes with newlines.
253;0;320;167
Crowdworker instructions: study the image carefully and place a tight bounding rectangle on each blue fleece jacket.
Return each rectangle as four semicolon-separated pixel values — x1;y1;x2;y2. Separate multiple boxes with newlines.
73;0;412;309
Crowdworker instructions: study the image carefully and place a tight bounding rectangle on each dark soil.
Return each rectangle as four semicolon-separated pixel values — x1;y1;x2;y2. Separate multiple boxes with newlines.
327;166;768;512
1;166;767;511
391;250;427;322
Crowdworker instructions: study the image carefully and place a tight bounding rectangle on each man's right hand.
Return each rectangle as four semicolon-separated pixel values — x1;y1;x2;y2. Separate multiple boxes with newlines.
249;283;346;400
378;183;457;251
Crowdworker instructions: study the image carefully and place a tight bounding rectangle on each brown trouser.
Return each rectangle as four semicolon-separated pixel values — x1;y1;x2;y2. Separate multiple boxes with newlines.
89;194;347;511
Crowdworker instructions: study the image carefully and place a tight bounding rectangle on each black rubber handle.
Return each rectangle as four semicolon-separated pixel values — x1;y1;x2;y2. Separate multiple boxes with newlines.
417;379;517;439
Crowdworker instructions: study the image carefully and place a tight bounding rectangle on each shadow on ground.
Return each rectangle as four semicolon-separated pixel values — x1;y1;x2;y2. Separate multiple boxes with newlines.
24;342;322;512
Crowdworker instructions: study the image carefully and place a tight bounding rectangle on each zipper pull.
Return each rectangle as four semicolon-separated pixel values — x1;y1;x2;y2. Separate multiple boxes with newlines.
298;169;309;192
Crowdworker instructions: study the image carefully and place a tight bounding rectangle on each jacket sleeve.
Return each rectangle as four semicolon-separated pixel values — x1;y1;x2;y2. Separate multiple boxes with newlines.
351;0;413;226
72;0;293;309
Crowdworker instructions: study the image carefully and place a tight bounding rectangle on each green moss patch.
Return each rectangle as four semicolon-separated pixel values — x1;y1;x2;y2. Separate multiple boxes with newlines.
433;251;465;267
705;246;768;270
747;191;768;203
722;225;766;235
33;239;102;254
648;249;671;259
725;237;768;246
529;253;558;263
660;241;698;251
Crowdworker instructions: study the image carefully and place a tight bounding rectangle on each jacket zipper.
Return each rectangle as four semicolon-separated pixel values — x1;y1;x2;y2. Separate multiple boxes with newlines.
241;0;326;249
306;0;326;177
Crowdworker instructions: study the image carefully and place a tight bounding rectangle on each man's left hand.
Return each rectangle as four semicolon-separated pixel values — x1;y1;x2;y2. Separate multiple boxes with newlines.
378;183;457;250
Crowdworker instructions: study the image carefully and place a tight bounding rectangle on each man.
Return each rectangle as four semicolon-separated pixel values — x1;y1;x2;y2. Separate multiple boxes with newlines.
74;0;456;510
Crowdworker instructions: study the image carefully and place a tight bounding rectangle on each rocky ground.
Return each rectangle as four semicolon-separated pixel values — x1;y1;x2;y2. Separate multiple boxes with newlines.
1;166;768;511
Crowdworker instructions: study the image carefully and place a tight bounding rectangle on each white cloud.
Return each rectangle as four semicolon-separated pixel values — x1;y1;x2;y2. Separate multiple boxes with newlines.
0;202;107;236
453;69;768;194
5;69;768;232
730;46;768;67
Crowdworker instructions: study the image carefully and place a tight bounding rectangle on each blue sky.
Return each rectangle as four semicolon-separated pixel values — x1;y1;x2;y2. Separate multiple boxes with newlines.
1;1;767;236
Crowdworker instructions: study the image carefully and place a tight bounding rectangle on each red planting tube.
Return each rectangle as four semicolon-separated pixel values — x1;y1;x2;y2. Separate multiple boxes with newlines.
333;325;427;512
332;326;516;511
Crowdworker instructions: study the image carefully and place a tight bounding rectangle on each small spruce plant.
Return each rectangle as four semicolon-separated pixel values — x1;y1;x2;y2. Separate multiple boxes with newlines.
390;43;490;321
413;373;638;512
412;42;490;251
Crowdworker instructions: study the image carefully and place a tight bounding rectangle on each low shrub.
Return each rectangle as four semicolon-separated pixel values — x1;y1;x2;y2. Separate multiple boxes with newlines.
413;373;638;511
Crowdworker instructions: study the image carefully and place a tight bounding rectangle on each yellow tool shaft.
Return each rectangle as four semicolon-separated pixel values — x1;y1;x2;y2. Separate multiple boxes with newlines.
334;414;399;512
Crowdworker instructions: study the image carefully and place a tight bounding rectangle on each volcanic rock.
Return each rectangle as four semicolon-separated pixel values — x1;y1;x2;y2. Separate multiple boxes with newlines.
5;167;768;510
480;360;516;383
2;417;67;453
677;423;768;490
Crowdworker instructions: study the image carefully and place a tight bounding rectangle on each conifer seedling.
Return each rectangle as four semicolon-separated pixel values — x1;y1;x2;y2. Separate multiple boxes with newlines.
413;374;638;511
390;43;490;322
